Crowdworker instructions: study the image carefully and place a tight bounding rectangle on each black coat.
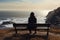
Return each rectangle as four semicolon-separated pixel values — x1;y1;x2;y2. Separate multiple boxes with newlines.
27;16;37;30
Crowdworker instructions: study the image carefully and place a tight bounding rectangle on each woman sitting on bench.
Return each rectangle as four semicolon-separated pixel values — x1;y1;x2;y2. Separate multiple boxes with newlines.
27;12;37;34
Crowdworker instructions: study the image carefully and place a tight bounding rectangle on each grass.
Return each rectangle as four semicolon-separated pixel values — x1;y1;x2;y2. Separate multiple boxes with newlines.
0;27;60;40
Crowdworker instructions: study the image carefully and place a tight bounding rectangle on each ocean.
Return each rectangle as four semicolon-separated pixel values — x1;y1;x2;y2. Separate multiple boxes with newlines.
0;10;49;29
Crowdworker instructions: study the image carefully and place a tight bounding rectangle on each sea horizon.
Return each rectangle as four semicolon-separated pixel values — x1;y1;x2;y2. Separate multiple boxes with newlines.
0;10;49;23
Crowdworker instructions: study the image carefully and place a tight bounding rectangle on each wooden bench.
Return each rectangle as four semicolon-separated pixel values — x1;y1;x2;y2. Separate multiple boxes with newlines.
13;23;50;40
13;23;50;35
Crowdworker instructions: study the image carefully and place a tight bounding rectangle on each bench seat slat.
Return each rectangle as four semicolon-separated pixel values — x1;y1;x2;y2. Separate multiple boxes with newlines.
15;27;49;29
15;29;49;30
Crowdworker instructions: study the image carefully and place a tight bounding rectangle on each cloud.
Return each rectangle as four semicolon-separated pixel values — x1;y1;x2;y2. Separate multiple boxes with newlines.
21;0;44;3
0;0;22;2
0;0;44;3
0;0;60;10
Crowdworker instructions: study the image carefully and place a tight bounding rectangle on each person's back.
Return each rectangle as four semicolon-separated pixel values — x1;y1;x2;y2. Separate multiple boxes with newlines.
28;12;37;34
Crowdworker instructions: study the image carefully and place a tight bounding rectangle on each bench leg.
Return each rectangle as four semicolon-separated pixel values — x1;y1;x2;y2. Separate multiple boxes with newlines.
46;27;49;40
46;31;49;40
15;29;17;34
29;30;32;34
15;27;17;34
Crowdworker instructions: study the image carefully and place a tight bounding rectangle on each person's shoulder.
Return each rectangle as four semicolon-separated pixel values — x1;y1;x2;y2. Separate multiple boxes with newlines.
28;17;31;19
34;17;37;19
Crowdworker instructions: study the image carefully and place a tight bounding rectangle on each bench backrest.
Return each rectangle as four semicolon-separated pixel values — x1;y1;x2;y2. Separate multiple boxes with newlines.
13;23;50;27
13;23;50;29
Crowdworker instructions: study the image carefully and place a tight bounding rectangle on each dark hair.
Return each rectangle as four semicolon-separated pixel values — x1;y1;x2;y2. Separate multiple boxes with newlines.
30;12;35;17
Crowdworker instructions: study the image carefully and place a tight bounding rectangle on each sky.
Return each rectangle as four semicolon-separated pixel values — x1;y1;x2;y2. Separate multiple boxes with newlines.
0;0;60;11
